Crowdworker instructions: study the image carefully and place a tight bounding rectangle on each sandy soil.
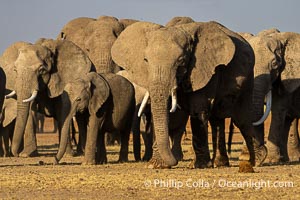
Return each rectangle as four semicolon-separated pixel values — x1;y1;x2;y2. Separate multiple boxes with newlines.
0;118;299;199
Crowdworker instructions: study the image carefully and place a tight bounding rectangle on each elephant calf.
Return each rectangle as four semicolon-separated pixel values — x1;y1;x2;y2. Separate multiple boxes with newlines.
54;72;135;165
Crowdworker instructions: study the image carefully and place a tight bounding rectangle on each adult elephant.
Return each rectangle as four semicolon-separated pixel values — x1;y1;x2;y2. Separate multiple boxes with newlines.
0;38;93;157
54;72;135;164
111;20;258;172
239;30;300;164
57;15;138;73
118;70;189;162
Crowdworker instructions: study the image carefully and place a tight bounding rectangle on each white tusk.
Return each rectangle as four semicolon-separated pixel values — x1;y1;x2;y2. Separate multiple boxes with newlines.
169;89;177;113
253;90;272;126
5;90;16;99
23;90;38;103
138;91;149;117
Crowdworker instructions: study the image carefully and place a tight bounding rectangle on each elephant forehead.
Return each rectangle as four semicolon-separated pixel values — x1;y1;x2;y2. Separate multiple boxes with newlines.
15;49;44;67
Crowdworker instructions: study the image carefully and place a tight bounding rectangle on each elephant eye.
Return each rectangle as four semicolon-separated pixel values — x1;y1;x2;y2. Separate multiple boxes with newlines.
75;97;81;102
38;65;48;75
144;57;148;63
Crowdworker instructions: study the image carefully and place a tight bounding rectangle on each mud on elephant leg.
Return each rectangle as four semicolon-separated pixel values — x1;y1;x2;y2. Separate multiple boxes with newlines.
189;117;212;169
287;118;300;162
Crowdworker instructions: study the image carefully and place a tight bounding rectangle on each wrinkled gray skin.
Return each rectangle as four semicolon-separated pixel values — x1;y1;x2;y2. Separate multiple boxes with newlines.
57;16;138;74
54;72;135;165
118;70;189;162
0;39;93;157
112;18;256;172
239;30;300;164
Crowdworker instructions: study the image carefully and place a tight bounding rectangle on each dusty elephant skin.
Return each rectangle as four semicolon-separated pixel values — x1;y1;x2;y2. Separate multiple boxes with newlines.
54;72;136;165
240;30;300;164
111;18;256;172
57;15;139;74
0;39;93;158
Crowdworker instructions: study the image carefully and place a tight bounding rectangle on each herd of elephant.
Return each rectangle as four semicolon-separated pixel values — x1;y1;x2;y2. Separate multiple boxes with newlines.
0;15;299;173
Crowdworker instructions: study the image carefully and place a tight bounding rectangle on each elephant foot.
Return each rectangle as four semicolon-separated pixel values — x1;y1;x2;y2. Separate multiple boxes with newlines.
253;144;268;166
238;161;254;173
82;160;96;165
146;157;171;169
172;149;184;161
189;157;212;169
19;149;39;158
213;154;229;167
266;141;280;164
288;147;300;162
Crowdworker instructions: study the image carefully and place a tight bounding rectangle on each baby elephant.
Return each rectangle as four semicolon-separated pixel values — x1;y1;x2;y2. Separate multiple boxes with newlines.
54;72;135;164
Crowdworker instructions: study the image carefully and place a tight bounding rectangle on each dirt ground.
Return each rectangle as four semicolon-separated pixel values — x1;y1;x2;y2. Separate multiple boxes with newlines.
0;118;299;199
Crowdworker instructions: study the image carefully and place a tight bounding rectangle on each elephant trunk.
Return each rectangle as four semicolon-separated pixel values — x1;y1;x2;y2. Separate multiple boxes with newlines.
11;72;39;156
11;102;30;156
150;86;177;167
252;75;272;124
54;102;75;163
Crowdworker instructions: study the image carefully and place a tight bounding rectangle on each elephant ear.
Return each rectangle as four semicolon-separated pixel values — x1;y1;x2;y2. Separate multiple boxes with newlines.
0;42;31;90
86;72;110;114
36;39;93;98
2;99;17;127
180;22;236;91
279;32;300;93
111;22;163;88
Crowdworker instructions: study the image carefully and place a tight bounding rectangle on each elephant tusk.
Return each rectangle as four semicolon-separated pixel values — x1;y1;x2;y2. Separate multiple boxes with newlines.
138;91;150;117
169;89;177;113
253;90;272;126
22;90;38;103
5;90;16;99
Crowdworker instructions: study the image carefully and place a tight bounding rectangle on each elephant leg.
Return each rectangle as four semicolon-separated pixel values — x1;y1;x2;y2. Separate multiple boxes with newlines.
118;128;130;163
279;116;293;162
2;124;13;157
0;135;3;157
83;115;103;165
132;108;142;161
170;129;184;161
189;116;212;169
76;112;88;155
96;129;107;164
210;117;229;167
20;109;38;157
142;111;153;161
267;110;286;163
287;118;300;161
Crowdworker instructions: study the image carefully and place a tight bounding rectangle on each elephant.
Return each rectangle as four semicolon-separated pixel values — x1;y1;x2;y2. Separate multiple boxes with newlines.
111;18;258;172
0;38;94;157
57;16;139;73
54;72;135;165
238;29;300;164
117;70;189;162
0;98;16;157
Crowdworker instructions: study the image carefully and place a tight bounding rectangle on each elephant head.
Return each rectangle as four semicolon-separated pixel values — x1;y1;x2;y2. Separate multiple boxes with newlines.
1;39;93;156
241;31;300;126
54;72;110;163
57;16;139;74
112;21;242;167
